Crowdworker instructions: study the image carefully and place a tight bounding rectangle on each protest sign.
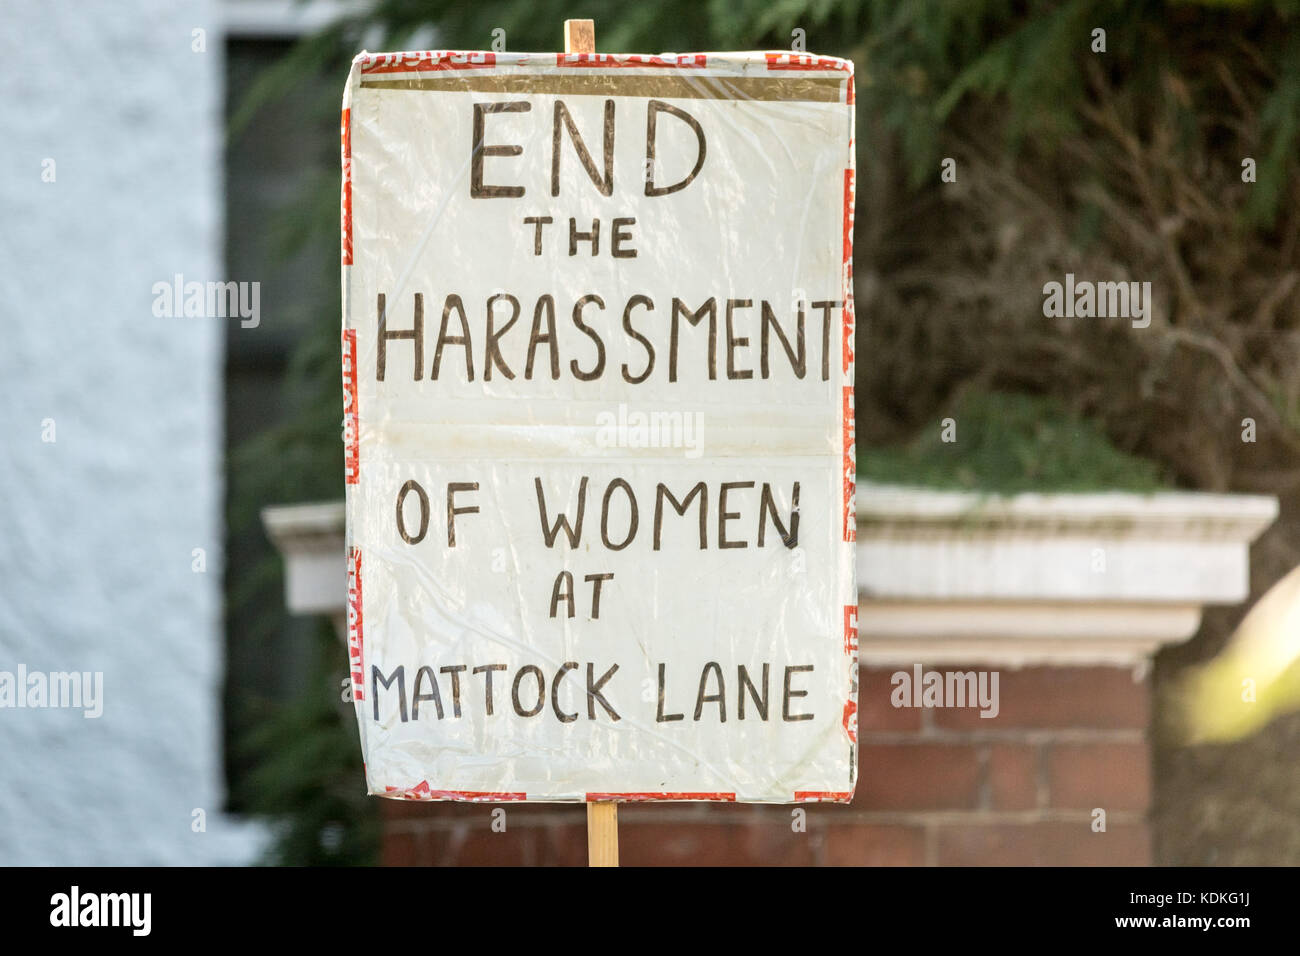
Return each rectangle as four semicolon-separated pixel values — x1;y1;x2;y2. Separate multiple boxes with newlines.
341;42;857;803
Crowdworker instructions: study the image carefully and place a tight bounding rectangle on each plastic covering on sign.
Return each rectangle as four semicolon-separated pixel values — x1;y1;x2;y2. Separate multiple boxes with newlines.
340;49;856;803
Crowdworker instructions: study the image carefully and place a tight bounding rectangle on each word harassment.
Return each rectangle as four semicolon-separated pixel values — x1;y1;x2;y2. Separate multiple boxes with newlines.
373;292;847;384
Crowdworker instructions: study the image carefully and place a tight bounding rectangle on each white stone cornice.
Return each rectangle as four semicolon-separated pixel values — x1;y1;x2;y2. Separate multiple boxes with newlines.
857;484;1278;541
856;483;1278;667
858;602;1203;670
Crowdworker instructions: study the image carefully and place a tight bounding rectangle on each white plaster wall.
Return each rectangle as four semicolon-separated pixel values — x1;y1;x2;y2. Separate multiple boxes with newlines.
0;0;266;864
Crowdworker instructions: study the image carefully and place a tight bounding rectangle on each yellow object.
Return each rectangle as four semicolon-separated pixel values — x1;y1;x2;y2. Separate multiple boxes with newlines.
1182;563;1300;742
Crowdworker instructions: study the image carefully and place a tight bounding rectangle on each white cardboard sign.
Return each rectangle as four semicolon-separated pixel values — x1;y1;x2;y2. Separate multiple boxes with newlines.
340;49;857;803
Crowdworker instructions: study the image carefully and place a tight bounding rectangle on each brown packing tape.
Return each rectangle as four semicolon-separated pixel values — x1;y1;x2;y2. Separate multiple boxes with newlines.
360;72;847;103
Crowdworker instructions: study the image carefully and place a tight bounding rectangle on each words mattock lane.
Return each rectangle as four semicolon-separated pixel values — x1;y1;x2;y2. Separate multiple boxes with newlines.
370;660;818;725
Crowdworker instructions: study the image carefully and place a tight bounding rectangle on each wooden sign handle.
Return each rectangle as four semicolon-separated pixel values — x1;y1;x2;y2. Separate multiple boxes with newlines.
562;14;620;868
587;801;619;867
564;18;596;56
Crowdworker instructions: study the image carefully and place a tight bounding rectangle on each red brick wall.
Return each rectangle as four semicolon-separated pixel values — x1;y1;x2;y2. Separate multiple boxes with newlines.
381;664;1152;866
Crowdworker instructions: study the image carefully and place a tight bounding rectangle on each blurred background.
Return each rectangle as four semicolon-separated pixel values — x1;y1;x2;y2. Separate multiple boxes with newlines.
2;0;1299;865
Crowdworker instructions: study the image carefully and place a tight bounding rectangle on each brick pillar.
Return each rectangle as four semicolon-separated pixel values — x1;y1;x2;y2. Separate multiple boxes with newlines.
848;664;1152;865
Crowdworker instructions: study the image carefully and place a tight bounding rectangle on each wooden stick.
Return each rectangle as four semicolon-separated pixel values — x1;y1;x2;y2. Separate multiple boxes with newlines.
564;13;618;869
564;18;595;56
587;801;619;867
